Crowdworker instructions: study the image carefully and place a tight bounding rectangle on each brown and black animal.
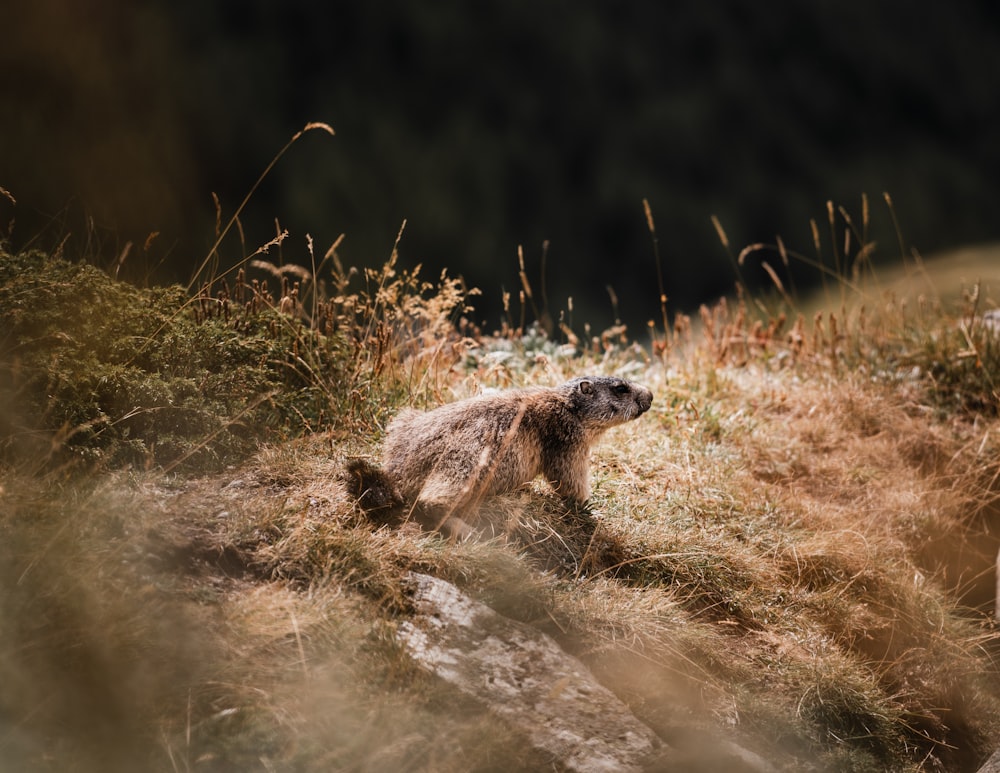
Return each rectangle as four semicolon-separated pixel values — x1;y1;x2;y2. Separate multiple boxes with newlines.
344;376;653;538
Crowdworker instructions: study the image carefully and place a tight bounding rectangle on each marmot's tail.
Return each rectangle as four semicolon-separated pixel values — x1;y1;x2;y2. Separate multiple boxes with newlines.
342;458;404;515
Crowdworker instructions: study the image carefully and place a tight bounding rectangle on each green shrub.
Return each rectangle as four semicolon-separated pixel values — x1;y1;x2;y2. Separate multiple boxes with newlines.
0;250;353;471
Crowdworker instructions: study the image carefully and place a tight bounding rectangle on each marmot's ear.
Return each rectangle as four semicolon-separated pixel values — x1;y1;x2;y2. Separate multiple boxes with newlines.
578;379;593;395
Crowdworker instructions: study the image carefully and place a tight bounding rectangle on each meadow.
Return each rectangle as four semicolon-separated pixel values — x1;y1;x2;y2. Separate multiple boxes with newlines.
3;191;1000;771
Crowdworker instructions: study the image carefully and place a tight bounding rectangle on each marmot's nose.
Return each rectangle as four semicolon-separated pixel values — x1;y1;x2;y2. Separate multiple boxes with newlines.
637;389;652;413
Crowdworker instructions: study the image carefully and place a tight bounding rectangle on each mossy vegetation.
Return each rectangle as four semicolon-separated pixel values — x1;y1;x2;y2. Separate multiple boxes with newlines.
2;202;1000;772
0;243;471;473
2;249;326;470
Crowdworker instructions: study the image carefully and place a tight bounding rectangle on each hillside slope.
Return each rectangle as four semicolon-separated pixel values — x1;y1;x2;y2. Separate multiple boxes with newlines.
3;248;1000;771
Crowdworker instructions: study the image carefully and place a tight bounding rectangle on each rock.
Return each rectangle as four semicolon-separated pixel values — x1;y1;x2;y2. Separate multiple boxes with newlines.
978;748;1000;773
397;571;659;772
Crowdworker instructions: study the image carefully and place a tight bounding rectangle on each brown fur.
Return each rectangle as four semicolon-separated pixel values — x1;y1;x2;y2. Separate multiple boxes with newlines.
344;376;653;538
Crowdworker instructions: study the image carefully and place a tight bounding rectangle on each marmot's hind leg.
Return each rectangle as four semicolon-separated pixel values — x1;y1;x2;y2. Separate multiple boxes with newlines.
412;506;476;541
412;472;477;541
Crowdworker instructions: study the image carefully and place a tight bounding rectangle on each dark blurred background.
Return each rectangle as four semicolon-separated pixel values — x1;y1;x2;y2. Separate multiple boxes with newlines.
3;0;1000;331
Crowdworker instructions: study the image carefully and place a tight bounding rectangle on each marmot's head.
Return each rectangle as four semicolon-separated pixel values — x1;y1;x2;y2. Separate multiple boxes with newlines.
563;376;653;427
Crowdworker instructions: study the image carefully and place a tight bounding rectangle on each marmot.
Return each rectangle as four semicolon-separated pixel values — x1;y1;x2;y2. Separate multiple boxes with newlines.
344;376;653;538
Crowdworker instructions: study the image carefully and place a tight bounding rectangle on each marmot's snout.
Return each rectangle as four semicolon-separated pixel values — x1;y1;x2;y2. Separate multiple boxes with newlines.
635;386;653;414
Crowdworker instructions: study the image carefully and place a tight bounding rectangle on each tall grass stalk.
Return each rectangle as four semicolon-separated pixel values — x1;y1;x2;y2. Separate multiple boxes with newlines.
187;122;335;291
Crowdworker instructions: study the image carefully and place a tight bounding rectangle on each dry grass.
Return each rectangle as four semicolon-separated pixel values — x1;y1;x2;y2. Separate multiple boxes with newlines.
4;192;1000;771
11;352;992;771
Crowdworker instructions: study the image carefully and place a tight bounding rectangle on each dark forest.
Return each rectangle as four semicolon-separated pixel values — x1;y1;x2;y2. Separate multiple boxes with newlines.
3;0;1000;329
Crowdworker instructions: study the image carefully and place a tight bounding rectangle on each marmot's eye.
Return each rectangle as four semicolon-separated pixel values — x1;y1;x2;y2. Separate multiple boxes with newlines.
612;384;630;395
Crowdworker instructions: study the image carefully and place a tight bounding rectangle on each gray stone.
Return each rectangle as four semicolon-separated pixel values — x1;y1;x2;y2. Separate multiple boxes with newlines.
978;748;1000;773
397;571;660;772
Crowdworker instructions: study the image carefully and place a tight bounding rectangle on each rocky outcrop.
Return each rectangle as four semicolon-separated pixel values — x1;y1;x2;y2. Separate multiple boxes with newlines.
397;571;658;772
396;572;774;773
